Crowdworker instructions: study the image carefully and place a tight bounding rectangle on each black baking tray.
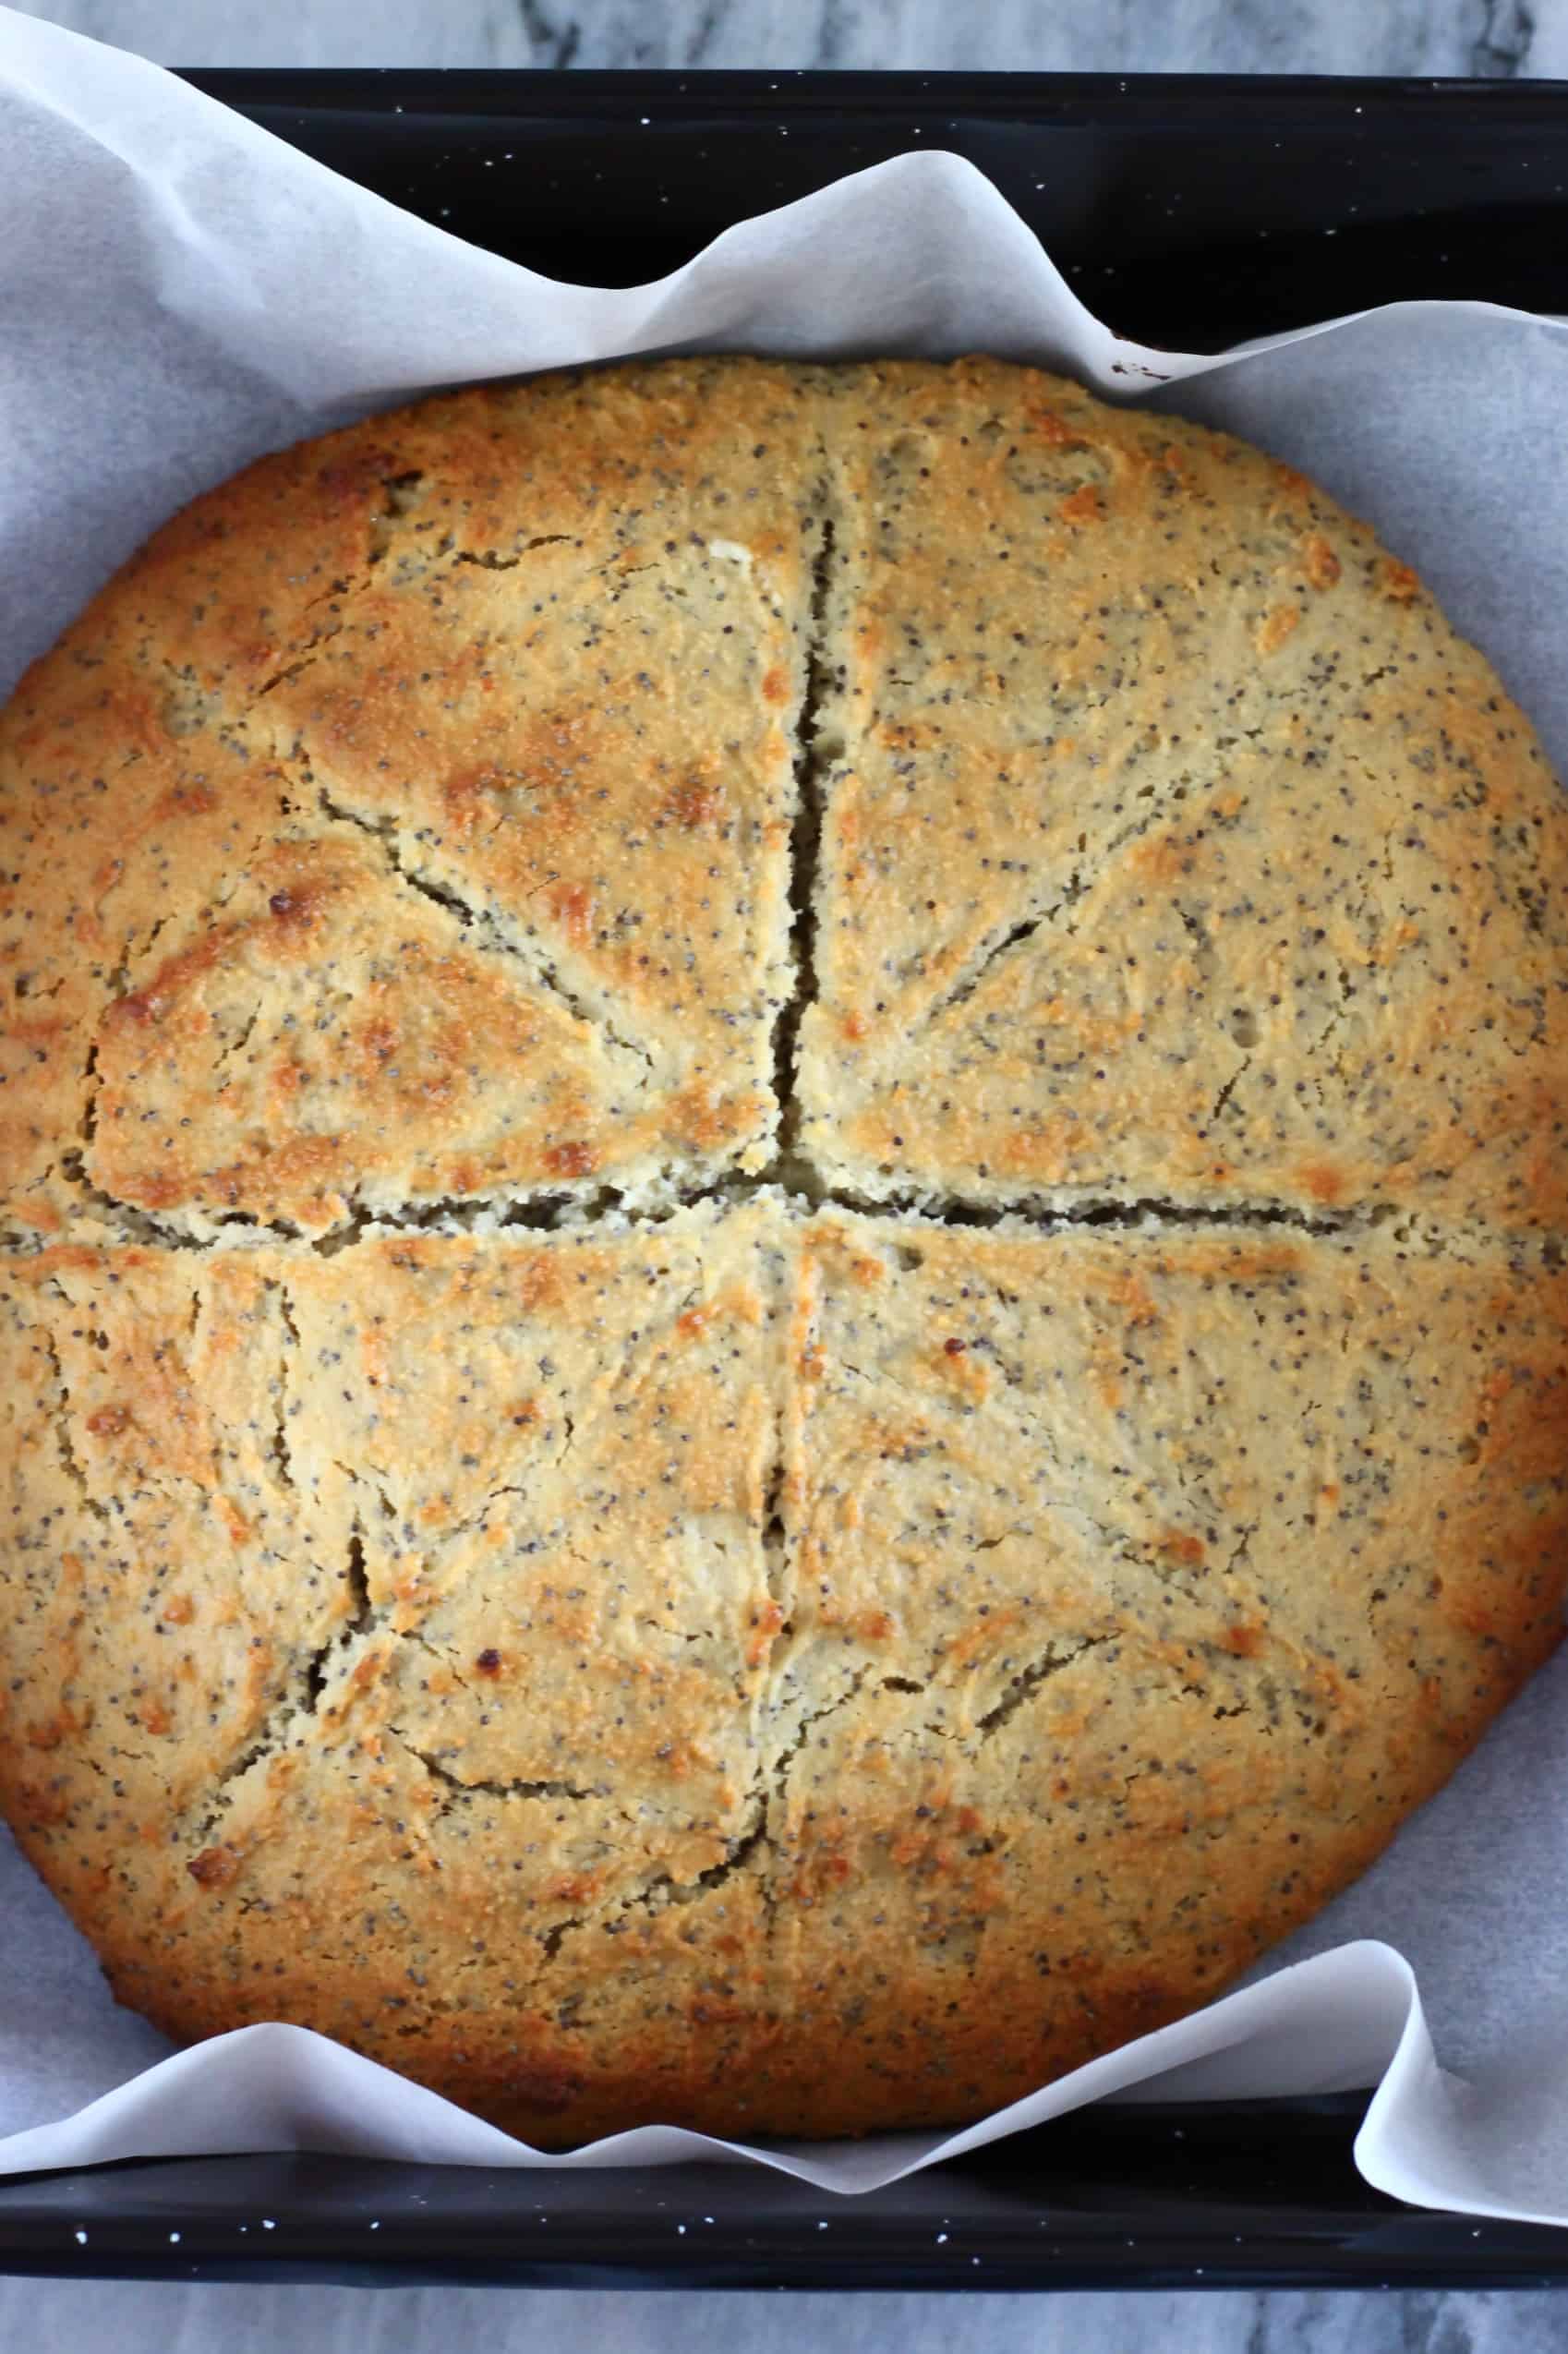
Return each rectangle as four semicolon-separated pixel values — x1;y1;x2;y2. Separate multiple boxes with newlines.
2;2096;1568;2291
185;68;1568;344
6;67;1568;2292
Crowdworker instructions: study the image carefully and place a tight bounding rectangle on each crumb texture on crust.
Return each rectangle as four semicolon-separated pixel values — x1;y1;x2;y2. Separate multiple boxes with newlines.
798;362;1568;1232
2;356;1567;2147
0;361;830;1235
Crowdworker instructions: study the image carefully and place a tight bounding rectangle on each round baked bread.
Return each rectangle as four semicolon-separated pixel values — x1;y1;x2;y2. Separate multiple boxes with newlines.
3;356;1567;2146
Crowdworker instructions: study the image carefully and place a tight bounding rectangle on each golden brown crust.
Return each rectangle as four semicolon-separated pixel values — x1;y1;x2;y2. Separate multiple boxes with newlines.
2;355;1566;2144
5;1204;1564;2143
768;1213;1568;2133
0;359;828;1235
90;831;658;1234
11;1207;790;2144
798;358;1568;1232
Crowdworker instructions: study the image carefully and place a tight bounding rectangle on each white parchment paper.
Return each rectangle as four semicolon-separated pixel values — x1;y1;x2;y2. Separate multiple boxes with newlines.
4;4;1568;2217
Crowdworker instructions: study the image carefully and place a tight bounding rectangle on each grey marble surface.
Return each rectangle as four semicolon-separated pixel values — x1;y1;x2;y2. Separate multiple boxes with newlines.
9;2283;1568;2351
6;1;1568;2348
8;0;1568;72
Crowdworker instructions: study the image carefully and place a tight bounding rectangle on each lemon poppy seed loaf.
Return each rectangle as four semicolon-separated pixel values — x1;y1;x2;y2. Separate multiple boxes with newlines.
1;356;1565;2145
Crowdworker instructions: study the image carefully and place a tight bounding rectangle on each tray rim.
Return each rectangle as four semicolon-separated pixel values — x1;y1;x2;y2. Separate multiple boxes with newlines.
176;65;1568;95
4;2103;1568;2292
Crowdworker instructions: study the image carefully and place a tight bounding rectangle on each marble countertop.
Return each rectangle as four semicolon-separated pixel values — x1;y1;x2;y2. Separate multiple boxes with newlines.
6;3;1568;2349
9;0;1568;72
10;2277;1568;2353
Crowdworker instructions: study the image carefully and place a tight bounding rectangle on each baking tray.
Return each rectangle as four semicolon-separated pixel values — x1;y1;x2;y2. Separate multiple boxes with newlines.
3;2098;1568;2291
6;67;1568;2291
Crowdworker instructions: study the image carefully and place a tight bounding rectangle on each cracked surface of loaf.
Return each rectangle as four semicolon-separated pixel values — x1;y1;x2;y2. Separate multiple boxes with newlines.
2;356;1566;2146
